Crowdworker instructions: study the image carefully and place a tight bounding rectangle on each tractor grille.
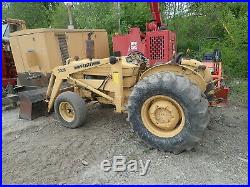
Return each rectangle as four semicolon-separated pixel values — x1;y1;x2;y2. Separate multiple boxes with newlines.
149;36;165;60
56;34;69;65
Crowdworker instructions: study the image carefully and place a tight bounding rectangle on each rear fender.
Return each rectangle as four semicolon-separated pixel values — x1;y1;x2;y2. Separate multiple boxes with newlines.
140;64;207;92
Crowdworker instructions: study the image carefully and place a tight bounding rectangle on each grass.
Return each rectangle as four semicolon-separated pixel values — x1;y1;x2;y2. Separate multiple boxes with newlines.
226;78;248;106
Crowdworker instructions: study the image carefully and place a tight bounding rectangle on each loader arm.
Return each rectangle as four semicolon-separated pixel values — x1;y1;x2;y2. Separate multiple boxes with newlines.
46;57;114;112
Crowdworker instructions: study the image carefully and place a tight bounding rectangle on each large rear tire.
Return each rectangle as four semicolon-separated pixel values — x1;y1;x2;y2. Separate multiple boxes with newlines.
127;72;209;153
54;91;87;128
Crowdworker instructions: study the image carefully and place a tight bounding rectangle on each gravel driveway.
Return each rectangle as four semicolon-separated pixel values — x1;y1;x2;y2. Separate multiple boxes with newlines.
2;102;248;184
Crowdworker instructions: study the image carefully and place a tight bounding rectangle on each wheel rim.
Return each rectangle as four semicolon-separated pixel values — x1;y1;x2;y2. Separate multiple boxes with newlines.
141;95;185;138
59;102;75;122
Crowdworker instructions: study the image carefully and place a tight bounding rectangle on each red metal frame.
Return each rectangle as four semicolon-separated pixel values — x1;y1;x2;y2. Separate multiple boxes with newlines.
2;47;17;88
112;2;176;66
203;60;229;106
2;19;23;89
145;30;176;65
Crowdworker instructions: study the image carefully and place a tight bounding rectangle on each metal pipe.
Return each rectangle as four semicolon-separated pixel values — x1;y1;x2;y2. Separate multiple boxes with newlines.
67;3;74;29
115;2;121;33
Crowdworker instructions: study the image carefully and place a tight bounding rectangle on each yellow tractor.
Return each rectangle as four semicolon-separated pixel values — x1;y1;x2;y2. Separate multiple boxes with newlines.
44;54;214;154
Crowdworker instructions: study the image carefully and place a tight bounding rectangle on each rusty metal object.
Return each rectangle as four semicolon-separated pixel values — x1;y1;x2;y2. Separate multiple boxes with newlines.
19;88;48;120
17;72;51;87
2;19;26;30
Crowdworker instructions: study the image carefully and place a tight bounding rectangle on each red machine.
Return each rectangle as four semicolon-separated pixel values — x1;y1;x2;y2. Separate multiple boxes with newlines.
2;47;17;88
201;37;229;106
112;2;176;66
2;19;26;90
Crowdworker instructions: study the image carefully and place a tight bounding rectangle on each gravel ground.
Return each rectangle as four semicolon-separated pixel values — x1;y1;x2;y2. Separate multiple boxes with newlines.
2;102;248;184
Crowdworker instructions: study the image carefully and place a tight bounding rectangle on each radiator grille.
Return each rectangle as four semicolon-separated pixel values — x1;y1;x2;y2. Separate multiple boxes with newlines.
56;34;69;65
149;36;165;60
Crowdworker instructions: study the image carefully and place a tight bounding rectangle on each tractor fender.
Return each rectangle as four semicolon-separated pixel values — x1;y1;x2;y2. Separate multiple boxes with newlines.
139;64;207;92
181;59;212;84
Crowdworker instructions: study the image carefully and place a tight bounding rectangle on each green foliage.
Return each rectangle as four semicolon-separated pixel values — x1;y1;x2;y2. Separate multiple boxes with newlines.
220;4;248;77
2;2;58;28
2;3;9;18
50;3;69;28
73;3;117;34
2;2;248;78
120;3;151;33
167;2;248;78
227;79;248;106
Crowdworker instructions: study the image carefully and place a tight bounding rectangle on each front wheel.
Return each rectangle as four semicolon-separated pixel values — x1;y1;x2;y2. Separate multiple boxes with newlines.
127;72;210;153
54;91;87;128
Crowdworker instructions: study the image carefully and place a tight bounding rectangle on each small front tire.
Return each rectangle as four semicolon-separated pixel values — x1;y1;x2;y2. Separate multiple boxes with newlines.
54;91;87;128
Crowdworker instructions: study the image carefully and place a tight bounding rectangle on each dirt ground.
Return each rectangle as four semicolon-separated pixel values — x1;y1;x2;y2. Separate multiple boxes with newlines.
2;101;248;184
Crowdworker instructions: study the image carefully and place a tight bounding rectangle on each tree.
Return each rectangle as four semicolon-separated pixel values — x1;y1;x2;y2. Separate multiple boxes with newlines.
164;2;248;78
74;3;117;33
120;3;151;33
3;3;58;28
1;2;247;78
2;2;9;18
50;3;69;28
